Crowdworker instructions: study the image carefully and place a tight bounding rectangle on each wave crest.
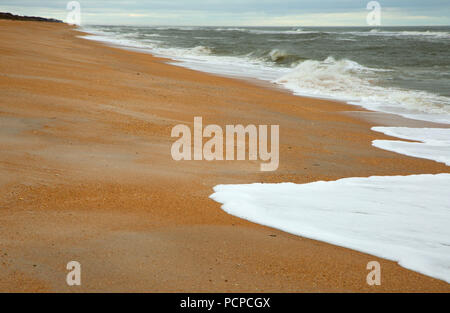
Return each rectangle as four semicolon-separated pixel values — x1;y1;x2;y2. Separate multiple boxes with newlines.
189;45;213;55
268;49;288;62
275;57;450;121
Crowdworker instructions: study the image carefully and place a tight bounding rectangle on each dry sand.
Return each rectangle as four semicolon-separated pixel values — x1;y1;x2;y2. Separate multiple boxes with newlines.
0;20;449;292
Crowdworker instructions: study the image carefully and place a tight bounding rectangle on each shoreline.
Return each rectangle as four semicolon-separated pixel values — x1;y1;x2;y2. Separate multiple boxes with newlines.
80;25;450;126
0;20;449;292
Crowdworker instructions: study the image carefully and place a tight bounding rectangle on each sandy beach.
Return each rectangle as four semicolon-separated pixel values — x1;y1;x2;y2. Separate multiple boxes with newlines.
0;20;449;292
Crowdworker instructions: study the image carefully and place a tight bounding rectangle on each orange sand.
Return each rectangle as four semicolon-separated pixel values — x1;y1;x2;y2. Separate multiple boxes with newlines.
0;20;449;292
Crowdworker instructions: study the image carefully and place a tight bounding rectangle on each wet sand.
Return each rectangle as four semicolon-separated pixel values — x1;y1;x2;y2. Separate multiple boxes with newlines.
0;20;449;292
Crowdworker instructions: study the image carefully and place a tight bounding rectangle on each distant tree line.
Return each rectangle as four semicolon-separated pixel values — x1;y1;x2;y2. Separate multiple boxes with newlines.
0;12;62;23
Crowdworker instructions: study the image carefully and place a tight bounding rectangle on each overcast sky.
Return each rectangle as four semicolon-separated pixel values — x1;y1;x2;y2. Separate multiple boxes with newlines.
1;0;449;26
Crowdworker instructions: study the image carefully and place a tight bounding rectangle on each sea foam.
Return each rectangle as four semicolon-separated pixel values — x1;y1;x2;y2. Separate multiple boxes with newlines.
274;57;450;124
210;174;450;283
372;127;450;166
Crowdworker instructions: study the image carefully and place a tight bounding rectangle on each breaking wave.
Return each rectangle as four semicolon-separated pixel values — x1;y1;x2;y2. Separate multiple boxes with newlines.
275;57;450;122
268;49;289;62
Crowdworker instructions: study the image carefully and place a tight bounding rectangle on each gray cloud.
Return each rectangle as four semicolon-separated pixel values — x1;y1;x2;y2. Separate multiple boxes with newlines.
1;0;449;25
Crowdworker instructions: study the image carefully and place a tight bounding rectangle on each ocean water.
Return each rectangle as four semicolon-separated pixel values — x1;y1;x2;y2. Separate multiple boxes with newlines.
82;25;450;124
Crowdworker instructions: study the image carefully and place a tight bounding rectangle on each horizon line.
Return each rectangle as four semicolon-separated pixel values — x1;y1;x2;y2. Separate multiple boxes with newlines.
80;23;450;27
